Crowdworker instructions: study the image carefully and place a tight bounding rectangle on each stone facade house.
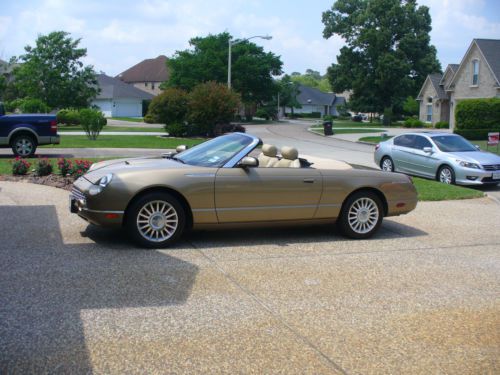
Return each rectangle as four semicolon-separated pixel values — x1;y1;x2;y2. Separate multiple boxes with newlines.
417;39;500;129
116;55;169;96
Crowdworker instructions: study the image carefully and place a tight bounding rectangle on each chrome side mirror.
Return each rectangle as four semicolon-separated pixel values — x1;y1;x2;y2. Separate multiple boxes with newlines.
176;145;188;153
474;145;480;150
238;156;259;168
423;147;433;154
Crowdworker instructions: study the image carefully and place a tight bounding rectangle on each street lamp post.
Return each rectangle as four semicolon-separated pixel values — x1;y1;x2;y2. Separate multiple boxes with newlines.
227;35;272;89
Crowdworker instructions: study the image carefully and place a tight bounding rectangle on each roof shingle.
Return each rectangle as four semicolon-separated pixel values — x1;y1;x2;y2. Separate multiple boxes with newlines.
117;55;169;83
96;74;154;100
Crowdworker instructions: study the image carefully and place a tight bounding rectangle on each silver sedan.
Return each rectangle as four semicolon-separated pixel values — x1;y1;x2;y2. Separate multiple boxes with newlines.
374;132;500;185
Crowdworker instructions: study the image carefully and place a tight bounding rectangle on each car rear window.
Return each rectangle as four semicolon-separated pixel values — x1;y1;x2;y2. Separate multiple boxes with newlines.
394;134;416;148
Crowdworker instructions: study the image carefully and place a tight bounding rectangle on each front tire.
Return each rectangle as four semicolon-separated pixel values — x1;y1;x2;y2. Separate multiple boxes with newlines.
380;156;394;172
339;191;383;239
126;192;186;248
11;134;37;157
437;165;455;185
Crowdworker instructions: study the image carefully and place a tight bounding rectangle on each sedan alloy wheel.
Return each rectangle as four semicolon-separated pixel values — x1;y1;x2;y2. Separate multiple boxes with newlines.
381;157;394;172
438;166;455;184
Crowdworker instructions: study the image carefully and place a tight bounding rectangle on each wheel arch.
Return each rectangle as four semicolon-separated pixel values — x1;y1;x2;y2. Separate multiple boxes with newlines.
341;187;388;217
123;186;193;230
8;128;39;144
436;163;454;180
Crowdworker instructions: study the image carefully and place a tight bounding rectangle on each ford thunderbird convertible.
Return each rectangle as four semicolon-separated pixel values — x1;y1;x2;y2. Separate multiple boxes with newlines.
70;133;417;247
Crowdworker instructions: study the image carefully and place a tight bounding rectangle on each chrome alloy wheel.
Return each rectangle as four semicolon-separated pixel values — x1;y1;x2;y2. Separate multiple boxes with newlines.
347;197;380;234
381;158;393;172
136;200;179;242
439;168;453;184
15;138;34;156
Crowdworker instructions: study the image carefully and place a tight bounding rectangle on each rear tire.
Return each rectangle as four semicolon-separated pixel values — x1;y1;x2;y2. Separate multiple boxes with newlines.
11;134;37;157
437;165;455;185
338;191;383;239
125;192;186;248
380;156;394;172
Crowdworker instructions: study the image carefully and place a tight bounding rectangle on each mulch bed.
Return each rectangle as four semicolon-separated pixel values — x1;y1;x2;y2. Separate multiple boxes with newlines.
0;174;74;191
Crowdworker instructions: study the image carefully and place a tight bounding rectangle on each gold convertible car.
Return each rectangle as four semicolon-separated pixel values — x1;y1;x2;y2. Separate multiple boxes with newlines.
70;133;417;247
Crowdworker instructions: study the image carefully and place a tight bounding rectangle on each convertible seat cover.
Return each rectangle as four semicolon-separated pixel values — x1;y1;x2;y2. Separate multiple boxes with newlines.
274;146;301;168
258;144;279;167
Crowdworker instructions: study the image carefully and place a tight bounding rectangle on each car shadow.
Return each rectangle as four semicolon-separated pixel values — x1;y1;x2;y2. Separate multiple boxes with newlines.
0;205;198;374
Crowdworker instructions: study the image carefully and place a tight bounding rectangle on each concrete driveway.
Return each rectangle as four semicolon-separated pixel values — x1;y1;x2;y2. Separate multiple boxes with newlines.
1;181;499;374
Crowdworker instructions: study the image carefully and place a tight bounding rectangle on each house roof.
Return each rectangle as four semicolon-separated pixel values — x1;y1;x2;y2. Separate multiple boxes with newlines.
116;55;169;83
296;84;336;106
418;73;447;100
439;64;459;86
475;39;500;85
95;74;154;100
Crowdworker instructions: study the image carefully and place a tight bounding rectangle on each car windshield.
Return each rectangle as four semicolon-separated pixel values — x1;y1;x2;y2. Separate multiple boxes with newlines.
175;133;254;167
431;135;477;152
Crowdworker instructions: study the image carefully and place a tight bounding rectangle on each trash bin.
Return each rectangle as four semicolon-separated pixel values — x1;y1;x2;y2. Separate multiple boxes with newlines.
323;121;334;136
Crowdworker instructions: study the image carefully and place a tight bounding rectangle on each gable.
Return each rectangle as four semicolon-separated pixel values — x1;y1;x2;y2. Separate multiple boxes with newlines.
417;75;438;100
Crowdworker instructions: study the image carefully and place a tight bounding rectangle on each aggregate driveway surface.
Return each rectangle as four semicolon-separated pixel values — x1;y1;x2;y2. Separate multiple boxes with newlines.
1;181;500;374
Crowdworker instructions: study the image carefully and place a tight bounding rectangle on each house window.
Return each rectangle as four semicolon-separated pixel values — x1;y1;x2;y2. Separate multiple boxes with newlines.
472;60;479;85
426;104;432;122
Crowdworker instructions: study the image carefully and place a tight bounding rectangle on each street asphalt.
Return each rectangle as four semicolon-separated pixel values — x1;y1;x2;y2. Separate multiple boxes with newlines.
0;181;499;374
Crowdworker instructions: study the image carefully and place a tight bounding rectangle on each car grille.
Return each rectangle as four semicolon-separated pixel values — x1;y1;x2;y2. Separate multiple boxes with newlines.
71;187;86;201
482;164;500;171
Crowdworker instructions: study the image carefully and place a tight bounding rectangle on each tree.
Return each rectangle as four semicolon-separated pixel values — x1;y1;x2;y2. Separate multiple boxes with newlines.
289;70;331;92
165;32;282;106
13;31;98;108
277;75;301;115
0;75;5;100
322;0;441;116
188;81;241;136
403;96;419;116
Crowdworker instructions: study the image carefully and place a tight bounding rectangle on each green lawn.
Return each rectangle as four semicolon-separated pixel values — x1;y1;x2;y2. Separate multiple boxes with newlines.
413;177;484;201
41;135;204;149
358;135;394;143
111;117;144;122
58;126;162;132
310;127;384;135
314;120;386;128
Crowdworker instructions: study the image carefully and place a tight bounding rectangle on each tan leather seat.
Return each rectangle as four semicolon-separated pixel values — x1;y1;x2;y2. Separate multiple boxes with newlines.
274;146;301;168
257;144;279;167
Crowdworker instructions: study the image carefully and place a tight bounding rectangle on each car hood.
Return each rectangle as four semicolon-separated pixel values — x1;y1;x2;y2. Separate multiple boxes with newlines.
448;151;500;165
83;156;189;184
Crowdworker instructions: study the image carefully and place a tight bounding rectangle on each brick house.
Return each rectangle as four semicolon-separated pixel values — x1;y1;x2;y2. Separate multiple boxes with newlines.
417;39;500;129
116;55;169;96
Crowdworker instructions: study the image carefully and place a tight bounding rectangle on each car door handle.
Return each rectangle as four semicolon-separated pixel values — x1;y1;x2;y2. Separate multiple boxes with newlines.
303;178;315;183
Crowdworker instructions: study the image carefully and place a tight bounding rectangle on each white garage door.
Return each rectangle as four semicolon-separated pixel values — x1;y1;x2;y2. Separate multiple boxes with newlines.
113;99;142;117
91;99;113;117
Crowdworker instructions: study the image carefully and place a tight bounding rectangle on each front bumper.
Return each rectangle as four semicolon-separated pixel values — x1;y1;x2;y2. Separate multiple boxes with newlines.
454;167;500;185
70;179;124;227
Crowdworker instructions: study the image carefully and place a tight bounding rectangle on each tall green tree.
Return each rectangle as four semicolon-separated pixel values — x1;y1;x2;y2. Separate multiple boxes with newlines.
277;75;301;114
322;0;441;114
290;69;331;92
13;31;98;108
165;32;283;105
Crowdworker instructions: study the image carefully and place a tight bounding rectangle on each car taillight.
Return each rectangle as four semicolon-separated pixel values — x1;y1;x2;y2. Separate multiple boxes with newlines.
50;120;57;133
375;144;380;151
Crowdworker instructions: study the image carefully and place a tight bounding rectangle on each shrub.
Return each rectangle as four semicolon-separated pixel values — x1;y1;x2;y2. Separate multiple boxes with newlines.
11;157;31;175
214;123;246;136
57;109;81;125
19;98;50;113
143;114;156;124
403;96;419;116
35;158;53;176
5;99;23;112
297;112;321;118
255;108;270;120
455;128;500;141
147;88;188;127
455;98;500;130
57;158;73;176
323;115;335;122
435;121;449;129
404;118;424;128
79;108;107;140
188;81;241;137
70;159;92;179
166;123;187;137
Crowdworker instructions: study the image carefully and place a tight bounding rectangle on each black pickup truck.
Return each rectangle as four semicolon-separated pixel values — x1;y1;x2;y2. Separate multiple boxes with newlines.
0;102;60;157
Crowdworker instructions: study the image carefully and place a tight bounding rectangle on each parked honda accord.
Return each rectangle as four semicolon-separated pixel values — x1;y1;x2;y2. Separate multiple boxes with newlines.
375;132;500;185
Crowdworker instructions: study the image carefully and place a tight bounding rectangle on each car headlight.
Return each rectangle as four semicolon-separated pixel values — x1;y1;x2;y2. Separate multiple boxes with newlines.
456;160;481;169
99;173;113;187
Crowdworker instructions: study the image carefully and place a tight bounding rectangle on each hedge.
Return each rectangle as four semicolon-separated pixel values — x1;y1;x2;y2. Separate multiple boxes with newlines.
454;127;500;141
455;98;500;130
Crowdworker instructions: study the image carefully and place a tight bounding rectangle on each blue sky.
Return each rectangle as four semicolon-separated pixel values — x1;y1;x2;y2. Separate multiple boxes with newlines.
1;0;499;77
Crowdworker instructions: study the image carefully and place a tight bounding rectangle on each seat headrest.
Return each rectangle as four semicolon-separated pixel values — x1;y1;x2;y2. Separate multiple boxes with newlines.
262;144;278;157
281;146;298;160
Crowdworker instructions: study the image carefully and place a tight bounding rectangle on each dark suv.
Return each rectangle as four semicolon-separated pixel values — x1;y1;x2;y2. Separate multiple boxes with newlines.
0;102;60;157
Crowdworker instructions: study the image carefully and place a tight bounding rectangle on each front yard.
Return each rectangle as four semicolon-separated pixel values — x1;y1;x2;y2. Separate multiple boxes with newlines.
41;135;204;149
